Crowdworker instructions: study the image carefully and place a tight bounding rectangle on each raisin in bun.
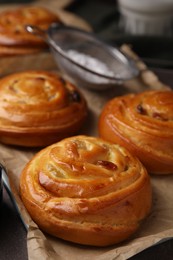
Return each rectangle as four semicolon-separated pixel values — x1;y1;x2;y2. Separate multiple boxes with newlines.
0;6;61;55
20;135;152;246
99;89;173;174
0;70;87;147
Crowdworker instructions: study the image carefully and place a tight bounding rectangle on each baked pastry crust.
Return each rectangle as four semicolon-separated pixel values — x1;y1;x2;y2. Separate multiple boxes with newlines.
0;44;43;56
0;6;60;49
99;89;173;174
20;135;152;246
0;70;87;147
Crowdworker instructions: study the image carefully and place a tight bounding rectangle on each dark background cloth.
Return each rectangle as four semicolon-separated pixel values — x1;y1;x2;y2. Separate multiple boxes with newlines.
1;1;173;260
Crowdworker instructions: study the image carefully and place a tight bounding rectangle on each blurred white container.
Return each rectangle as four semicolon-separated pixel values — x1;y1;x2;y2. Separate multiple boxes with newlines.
118;0;173;35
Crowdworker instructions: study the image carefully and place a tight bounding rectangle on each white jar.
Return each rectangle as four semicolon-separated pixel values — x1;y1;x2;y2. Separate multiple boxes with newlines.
118;0;173;35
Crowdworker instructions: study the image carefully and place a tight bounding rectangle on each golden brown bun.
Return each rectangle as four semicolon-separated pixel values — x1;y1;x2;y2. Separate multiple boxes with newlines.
0;44;43;56
20;135;152;246
0;6;60;46
99;89;173;174
0;6;60;54
0;71;87;147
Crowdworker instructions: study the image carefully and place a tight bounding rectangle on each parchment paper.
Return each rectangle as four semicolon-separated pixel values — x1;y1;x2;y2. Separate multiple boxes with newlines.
0;1;173;258
0;44;173;260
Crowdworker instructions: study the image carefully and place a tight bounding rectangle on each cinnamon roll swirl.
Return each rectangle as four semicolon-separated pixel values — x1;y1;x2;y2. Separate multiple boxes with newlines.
0;70;87;147
20;135;152;246
99;90;173;174
0;6;60;47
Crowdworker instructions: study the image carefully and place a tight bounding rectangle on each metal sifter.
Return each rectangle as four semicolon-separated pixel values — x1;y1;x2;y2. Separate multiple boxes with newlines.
26;23;139;90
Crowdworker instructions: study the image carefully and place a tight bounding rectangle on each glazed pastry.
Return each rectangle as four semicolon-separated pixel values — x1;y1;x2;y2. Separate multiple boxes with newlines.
99;89;173;174
0;6;60;55
0;70;87;147
0;44;42;56
20;135;152;246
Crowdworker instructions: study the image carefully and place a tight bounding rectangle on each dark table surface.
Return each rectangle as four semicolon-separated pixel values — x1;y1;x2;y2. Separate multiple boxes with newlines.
1;0;173;259
1;69;173;260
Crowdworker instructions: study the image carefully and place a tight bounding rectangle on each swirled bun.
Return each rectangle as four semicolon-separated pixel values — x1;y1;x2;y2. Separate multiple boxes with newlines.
20;135;152;246
0;71;87;147
99;89;173;174
0;6;60;55
0;44;42;56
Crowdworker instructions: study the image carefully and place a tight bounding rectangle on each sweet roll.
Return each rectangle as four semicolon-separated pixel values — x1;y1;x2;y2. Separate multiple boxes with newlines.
20;135;152;246
0;70;87;146
99;90;173;174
